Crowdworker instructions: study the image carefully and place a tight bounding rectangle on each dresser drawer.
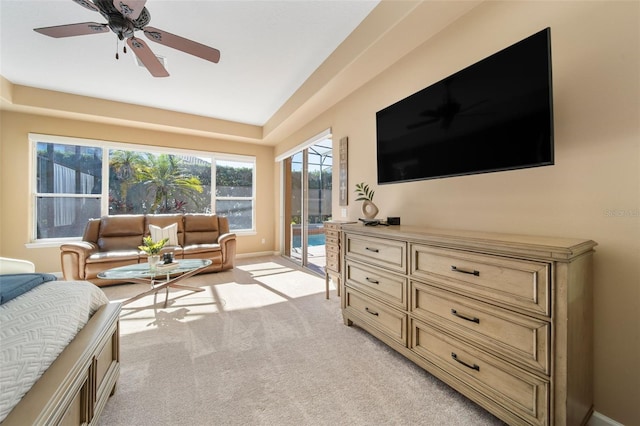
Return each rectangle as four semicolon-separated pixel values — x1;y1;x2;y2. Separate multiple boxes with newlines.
411;281;550;374
345;261;407;309
324;223;341;231
411;319;549;425
326;250;340;273
345;234;407;274
325;237;340;249
325;229;340;247
345;288;407;346
411;245;551;316
325;228;340;238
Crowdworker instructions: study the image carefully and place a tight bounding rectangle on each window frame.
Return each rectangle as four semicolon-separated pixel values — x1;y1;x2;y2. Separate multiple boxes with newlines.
28;133;256;245
213;158;257;233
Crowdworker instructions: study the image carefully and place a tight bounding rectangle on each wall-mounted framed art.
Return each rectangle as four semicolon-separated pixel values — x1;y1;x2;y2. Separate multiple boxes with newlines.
339;137;348;206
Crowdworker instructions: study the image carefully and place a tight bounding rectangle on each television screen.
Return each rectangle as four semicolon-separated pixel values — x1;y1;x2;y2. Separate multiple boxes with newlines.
376;28;554;184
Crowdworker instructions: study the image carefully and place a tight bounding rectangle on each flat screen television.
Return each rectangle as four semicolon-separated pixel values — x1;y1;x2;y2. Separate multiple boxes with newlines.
376;28;554;184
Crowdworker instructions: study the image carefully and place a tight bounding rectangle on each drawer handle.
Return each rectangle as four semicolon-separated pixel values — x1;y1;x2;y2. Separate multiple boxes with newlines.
365;307;379;316
451;352;480;371
365;247;379;253
365;277;380;284
451;265;480;276
451;309;480;324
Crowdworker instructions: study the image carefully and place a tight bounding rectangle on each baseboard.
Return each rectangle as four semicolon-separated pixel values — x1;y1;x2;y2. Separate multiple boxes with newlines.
236;251;280;259
588;411;624;426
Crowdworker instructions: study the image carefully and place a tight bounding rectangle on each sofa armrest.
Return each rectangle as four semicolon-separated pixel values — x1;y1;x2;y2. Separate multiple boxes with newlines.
60;242;98;280
217;233;236;270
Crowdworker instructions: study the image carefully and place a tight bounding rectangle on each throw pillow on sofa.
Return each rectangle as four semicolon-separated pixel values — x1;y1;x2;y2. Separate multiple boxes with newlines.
149;223;179;246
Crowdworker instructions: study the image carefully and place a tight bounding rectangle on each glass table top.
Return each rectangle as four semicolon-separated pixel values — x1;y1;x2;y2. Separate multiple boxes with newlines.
97;259;212;280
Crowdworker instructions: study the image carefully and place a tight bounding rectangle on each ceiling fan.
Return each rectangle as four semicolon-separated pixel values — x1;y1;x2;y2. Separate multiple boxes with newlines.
34;0;220;77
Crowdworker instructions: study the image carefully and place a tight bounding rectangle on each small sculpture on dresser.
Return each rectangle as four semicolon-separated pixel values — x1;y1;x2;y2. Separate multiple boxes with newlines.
355;182;379;219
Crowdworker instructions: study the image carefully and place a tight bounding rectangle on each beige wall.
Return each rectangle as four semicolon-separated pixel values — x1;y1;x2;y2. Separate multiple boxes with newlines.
0;111;277;270
275;1;639;424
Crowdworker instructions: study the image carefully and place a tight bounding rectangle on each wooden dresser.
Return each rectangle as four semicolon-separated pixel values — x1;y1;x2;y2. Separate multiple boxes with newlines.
323;220;354;299
340;224;596;426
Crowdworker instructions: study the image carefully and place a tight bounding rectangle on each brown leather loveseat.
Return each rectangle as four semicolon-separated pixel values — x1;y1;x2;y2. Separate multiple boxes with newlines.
60;213;236;286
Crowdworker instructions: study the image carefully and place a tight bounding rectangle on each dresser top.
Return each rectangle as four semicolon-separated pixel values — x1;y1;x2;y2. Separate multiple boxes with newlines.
340;223;597;261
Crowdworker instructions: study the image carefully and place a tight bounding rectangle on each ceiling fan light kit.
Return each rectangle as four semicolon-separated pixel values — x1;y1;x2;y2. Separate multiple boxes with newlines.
33;0;221;77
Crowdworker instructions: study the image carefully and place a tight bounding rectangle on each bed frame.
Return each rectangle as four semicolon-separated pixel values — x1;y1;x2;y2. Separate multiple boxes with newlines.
2;302;120;425
0;258;121;426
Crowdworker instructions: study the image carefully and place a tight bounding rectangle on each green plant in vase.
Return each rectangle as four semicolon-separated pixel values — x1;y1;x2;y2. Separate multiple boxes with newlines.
139;236;168;269
355;182;378;219
355;182;375;202
138;236;168;255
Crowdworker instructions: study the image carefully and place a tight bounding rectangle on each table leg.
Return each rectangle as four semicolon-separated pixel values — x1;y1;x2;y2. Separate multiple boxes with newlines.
325;272;330;299
170;283;205;292
121;272;203;306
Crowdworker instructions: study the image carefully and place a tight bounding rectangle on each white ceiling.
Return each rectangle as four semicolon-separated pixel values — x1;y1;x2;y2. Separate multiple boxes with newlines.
0;0;379;126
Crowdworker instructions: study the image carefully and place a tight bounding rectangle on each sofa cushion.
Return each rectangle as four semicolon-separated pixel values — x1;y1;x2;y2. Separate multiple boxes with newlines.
183;245;223;265
98;215;145;251
183;243;221;255
86;250;140;264
100;215;145;236
184;214;220;245
149;223;179;246
98;235;145;252
82;218;101;243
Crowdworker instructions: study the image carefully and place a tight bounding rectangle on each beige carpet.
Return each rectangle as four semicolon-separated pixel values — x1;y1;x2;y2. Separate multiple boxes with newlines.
98;256;504;426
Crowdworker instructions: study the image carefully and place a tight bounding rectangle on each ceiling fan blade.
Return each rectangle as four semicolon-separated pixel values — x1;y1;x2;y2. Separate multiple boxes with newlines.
419;109;439;118
113;0;147;21
407;118;439;130
143;26;220;63
34;22;109;38
72;0;99;12
127;37;169;77
459;99;488;113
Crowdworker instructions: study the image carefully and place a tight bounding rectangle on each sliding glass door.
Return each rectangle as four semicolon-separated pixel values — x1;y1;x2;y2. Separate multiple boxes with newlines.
283;136;332;275
285;151;305;262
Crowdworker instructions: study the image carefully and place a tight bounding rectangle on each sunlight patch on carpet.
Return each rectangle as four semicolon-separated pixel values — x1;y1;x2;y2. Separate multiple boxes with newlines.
236;261;295;277
214;282;287;311
113;286;221;335
252;270;324;298
235;261;326;299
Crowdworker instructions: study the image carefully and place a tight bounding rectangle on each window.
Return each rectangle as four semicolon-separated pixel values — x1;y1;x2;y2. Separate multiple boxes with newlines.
108;150;213;215
34;142;103;239
31;134;255;241
215;160;255;231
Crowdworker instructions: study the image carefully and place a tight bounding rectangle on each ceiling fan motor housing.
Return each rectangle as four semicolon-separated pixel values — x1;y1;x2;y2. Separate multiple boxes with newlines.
94;0;151;39
107;14;134;39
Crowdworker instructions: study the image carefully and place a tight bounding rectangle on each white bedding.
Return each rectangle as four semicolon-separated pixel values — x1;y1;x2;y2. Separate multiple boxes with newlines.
0;280;109;422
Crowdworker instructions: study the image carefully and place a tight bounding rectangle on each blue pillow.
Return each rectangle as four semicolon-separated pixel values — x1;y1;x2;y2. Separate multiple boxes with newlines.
0;273;58;305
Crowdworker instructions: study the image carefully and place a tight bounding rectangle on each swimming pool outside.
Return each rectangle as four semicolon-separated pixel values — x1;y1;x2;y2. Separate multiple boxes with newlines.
292;233;326;248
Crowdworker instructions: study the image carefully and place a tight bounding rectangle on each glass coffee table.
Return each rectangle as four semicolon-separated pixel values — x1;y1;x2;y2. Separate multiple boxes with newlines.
98;259;211;307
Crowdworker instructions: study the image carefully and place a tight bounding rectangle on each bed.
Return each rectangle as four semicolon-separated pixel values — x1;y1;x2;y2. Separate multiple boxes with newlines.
0;257;120;425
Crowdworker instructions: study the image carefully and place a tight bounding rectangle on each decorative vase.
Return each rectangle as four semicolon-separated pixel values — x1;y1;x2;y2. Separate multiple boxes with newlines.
361;200;379;219
148;254;161;271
